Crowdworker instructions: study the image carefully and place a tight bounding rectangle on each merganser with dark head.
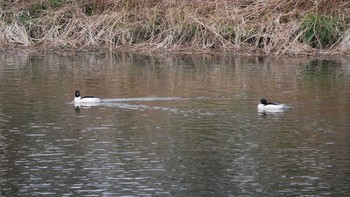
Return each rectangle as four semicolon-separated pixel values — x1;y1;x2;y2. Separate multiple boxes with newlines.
74;90;101;103
258;98;290;110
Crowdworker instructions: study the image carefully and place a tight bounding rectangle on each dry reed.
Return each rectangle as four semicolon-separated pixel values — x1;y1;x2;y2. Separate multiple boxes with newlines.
0;0;350;55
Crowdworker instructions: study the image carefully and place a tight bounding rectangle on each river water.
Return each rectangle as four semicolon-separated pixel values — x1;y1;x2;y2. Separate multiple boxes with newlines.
0;51;349;196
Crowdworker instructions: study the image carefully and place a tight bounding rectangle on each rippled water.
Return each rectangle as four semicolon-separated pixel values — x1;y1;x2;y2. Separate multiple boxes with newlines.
0;52;349;196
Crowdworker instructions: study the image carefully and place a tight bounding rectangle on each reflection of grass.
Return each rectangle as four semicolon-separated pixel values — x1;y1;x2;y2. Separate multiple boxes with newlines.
303;60;342;87
300;12;341;49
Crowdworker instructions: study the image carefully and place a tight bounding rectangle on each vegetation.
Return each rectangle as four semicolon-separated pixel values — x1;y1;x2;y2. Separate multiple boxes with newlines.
0;0;350;55
300;12;341;49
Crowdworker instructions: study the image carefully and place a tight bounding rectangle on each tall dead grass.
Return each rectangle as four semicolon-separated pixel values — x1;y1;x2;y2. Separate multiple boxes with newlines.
1;0;350;55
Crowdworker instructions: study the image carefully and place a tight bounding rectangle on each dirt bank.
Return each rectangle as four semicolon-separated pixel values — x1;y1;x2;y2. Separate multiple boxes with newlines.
1;0;350;55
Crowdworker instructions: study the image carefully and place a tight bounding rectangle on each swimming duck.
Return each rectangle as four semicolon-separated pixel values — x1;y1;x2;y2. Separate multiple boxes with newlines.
74;90;101;103
257;98;290;110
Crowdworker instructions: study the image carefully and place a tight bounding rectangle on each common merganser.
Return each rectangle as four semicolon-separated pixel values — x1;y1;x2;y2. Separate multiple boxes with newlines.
257;98;290;110
74;90;101;103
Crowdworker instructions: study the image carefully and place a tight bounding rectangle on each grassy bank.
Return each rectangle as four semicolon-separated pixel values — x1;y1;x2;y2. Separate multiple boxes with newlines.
1;0;350;55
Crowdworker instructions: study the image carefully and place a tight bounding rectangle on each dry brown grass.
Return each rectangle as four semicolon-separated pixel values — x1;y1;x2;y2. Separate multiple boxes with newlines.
1;0;350;55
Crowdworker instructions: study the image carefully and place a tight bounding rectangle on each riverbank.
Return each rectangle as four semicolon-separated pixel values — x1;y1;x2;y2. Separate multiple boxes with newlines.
1;0;350;56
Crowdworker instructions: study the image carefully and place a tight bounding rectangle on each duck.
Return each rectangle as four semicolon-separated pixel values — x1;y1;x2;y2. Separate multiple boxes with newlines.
74;90;101;103
257;98;290;110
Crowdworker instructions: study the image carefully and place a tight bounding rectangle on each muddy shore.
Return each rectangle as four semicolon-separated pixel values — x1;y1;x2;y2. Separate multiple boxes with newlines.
1;0;350;56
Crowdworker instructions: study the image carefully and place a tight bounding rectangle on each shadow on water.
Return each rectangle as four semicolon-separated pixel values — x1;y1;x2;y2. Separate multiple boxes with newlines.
0;52;350;196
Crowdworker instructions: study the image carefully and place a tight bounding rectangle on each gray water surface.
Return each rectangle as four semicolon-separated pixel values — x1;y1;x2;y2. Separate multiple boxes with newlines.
0;52;349;196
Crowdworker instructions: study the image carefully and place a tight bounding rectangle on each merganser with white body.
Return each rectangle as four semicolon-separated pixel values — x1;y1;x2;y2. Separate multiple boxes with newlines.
74;90;101;103
257;98;290;111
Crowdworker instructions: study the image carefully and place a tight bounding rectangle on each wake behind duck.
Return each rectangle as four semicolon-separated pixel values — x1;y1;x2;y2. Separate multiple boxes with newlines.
72;90;186;108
